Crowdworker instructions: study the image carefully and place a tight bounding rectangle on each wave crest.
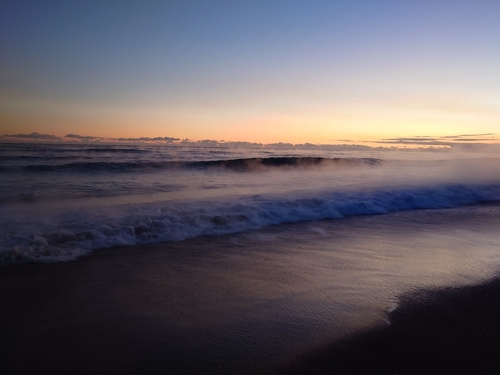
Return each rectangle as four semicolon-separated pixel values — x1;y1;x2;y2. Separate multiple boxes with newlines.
1;157;381;173
1;183;498;265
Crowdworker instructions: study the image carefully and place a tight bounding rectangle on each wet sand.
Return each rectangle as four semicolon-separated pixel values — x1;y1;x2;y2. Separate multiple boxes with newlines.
278;278;500;375
2;205;500;374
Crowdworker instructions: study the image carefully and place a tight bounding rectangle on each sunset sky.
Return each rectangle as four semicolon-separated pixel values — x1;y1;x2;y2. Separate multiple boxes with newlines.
1;1;499;144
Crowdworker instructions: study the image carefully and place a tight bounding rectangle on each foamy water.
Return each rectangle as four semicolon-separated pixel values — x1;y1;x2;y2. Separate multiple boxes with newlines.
1;142;500;264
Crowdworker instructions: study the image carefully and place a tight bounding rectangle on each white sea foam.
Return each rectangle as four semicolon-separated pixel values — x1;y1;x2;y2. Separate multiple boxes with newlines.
385;299;401;325
1;183;499;265
2;143;500;265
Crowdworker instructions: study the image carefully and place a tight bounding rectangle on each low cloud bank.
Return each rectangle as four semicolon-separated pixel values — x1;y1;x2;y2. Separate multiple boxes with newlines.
376;133;498;147
2;132;62;141
0;133;375;150
2;132;499;151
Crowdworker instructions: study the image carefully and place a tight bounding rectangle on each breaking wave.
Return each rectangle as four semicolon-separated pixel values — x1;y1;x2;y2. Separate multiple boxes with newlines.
1;183;499;265
0;157;381;173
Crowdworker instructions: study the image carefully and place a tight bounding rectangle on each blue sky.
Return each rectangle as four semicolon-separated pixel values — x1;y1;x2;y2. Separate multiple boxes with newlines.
1;1;499;143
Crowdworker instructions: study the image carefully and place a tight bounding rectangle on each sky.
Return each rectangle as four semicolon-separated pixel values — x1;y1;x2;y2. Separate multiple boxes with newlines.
1;0;499;144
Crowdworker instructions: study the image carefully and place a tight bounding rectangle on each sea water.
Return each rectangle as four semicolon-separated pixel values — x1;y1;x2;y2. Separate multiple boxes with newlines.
1;142;500;265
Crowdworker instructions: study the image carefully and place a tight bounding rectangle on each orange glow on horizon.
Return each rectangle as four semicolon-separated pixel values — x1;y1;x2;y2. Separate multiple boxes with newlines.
1;92;499;146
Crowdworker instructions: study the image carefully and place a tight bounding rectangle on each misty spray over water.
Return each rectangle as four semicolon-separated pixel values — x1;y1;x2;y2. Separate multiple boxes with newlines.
1;143;499;264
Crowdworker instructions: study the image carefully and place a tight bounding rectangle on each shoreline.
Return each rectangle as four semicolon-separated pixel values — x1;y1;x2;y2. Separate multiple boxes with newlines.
277;276;500;374
2;207;500;374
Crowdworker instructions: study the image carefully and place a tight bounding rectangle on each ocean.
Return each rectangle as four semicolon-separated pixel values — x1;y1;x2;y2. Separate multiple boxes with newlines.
1;142;499;265
2;142;500;374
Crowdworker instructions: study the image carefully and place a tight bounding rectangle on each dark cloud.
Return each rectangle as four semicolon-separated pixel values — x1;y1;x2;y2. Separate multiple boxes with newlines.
218;141;262;148
2;132;61;140
441;133;494;138
65;134;100;140
376;140;453;146
447;138;499;142
381;137;441;142
65;134;180;143
376;133;498;146
2;133;181;144
114;136;180;143
1;132;498;151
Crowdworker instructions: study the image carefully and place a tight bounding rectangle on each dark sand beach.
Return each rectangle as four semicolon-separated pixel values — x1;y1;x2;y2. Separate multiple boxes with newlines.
279;278;500;375
2;205;500;374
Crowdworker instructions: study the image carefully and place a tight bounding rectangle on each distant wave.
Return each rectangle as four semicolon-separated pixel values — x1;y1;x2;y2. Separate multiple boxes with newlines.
190;157;380;171
1;155;94;161
1;183;499;265
0;157;381;173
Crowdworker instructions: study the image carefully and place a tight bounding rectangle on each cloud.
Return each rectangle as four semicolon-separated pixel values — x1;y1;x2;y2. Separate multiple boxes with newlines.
441;133;494;138
113;136;180;143
375;133;499;147
65;134;100;140
65;134;180;143
1;132;61;140
1;132;182;144
1;132;498;152
376;138;452;146
0;132;381;150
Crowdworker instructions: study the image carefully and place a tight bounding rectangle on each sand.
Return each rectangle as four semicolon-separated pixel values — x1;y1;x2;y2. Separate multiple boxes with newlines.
278;278;500;374
2;205;500;374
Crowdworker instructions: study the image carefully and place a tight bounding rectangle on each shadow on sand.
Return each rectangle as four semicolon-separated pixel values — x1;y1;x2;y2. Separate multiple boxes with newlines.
278;277;500;375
